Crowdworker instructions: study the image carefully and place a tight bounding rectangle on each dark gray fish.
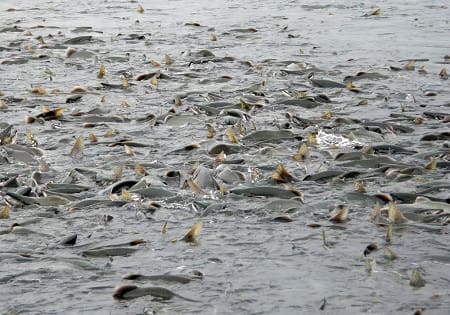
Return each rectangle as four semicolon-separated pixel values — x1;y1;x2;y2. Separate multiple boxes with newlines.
371;144;417;154
122;273;194;284
217;167;246;184
363;243;378;256
81;115;129;123
309;76;345;88
0;26;24;32
228;28;258;33
59;234;77;246
304;170;344;182
113;285;199;302
43;190;82;201
230;186;302;199
100;82;133;90
319;297;327;310
6;191;71;206
271;215;294;222
423;111;448;120
64;35;94;44
69;199;129;210
337;157;402;168
420;132;450;141
106;141;149;148
192;165;219;190
278;98;321;108
1;58;29;65
343;72;388;82
135;71;171;81
264;198;303;213
335;151;372;161
165;115;202;127
291;115;320;128
66;95;83;103
45;183;90;193
131;187;176;198
208;143;244;155
242;130;297;142
0;46;20;51
82;247;139;257
109;180;139;194
361;121;414;134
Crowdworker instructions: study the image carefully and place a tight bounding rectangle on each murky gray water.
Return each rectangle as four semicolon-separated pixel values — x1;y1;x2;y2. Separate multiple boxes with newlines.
1;0;449;314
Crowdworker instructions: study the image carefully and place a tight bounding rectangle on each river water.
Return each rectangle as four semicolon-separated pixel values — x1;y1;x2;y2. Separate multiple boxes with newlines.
0;1;449;314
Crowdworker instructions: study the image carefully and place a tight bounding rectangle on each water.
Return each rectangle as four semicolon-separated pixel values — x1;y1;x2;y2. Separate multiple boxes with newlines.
1;1;449;314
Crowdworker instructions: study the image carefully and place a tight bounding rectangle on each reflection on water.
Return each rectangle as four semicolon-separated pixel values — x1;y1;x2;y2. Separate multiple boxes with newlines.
0;1;449;314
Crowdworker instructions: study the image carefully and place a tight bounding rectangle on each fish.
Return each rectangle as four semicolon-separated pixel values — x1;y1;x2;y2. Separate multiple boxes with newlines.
272;215;293;222
279;98;321;109
0;205;10;219
354;180;366;193
231;186;302;199
134;163;148;176
97;64;106;78
293;143;309;161
308;73;345;88
122;273;194;284
388;201;406;224
3;147;37;164
6;191;71;206
363;8;381;17
410;270;426;287
113;285;199;302
59;234;77;246
414;197;450;211
182;222;202;243
69;136;84;160
386;225;392;243
329;205;349;223
225;128;239;143
161;222;167;234
31;87;47;95
64;35;93;45
164;54;174;65
71;86;86;93
124;144;135;156
0;124;13;144
65;47;76;57
319;297;327;310
208;143;243;155
363;243;378;256
343;71;388;82
88;133;98;143
82;247;139;257
121;189;133;201
272;164;294;183
131;187;176;198
304;170;344;182
186;178;205;195
68;199;129;210
242;130;297;142
404;60;415;71
36;107;65;120
66;95;83;103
